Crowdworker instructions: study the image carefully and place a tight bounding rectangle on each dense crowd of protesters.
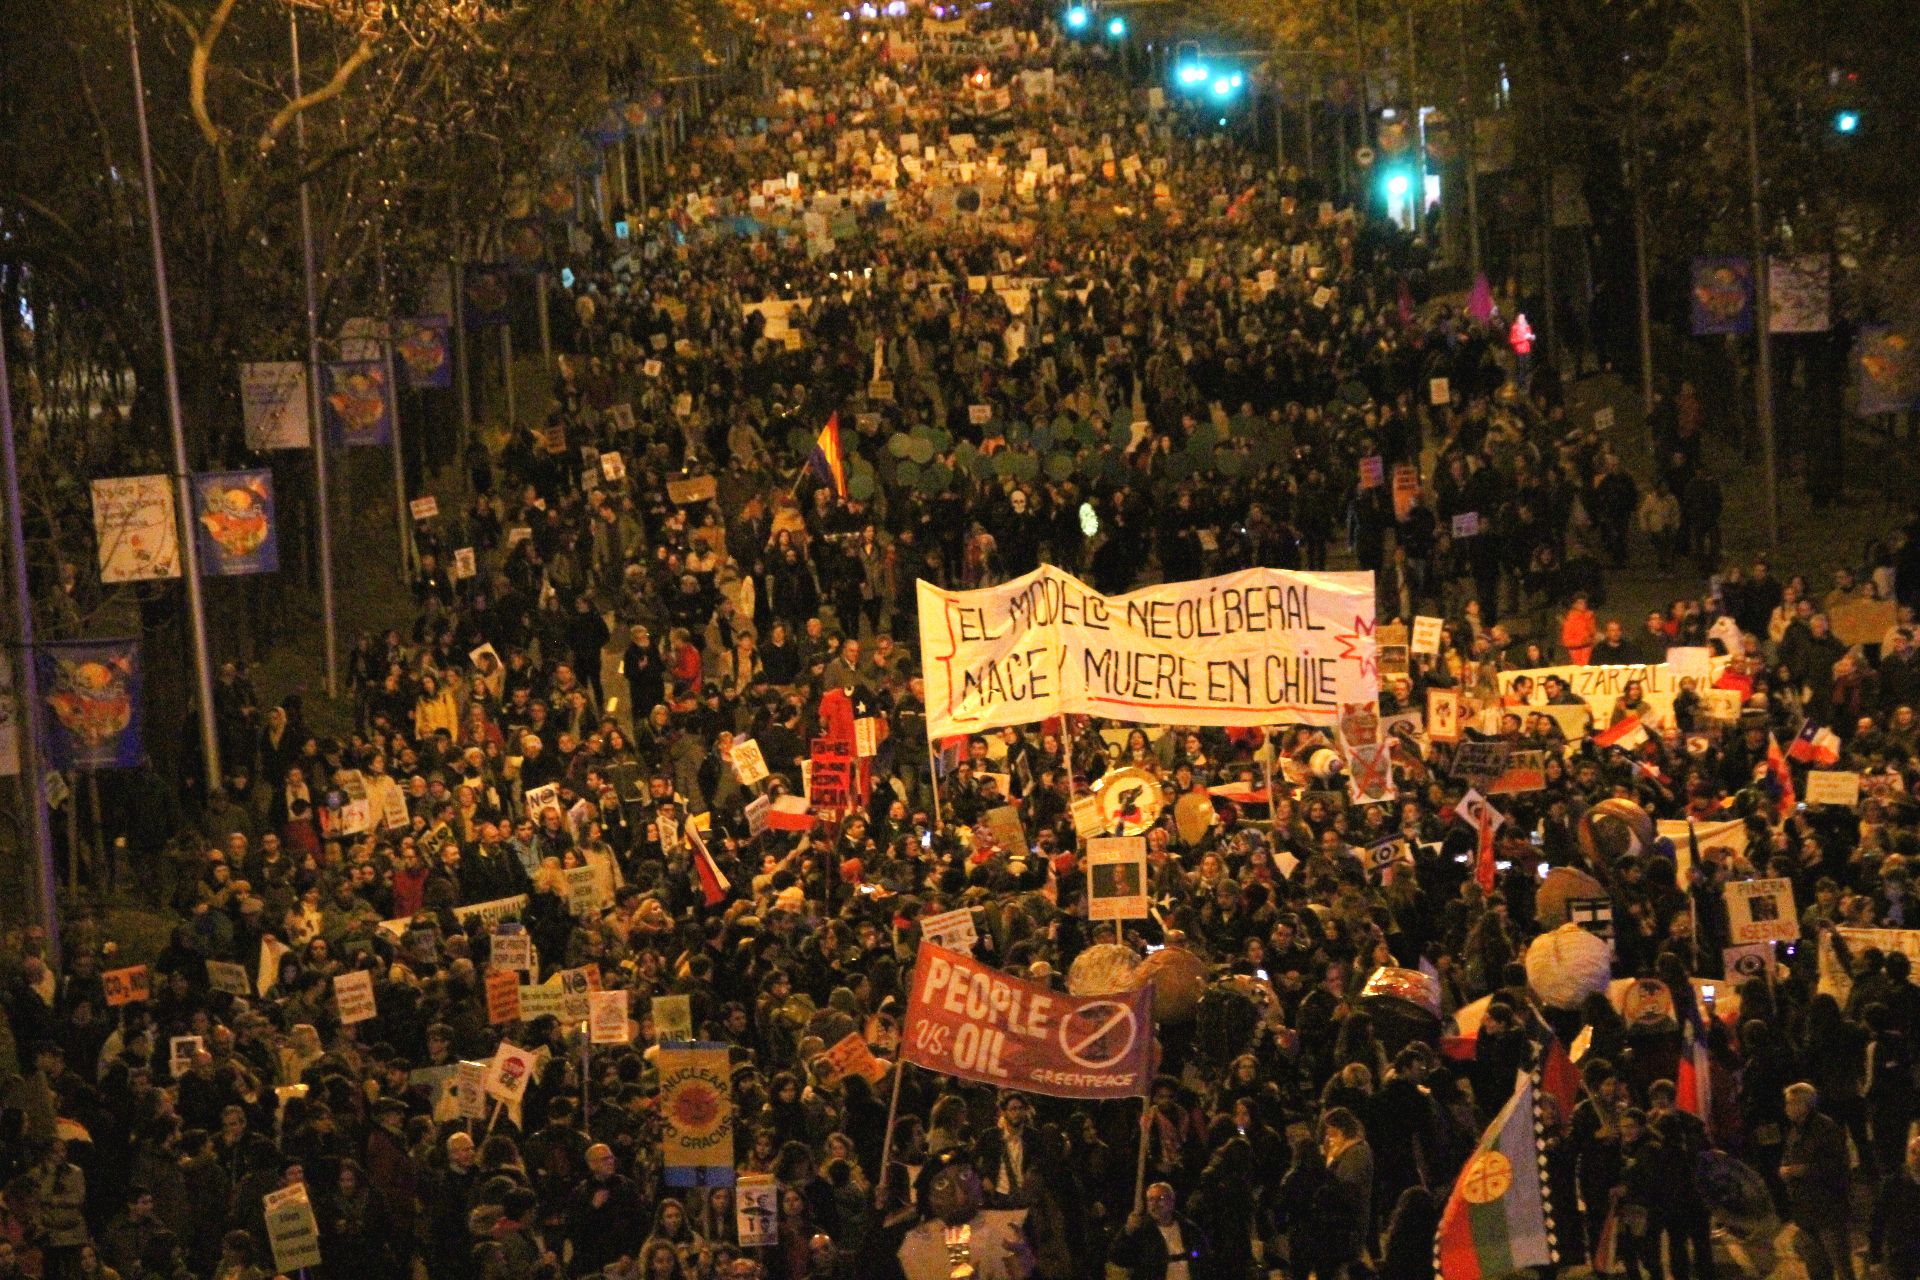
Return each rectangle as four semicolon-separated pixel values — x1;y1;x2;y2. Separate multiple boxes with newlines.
14;3;1920;1280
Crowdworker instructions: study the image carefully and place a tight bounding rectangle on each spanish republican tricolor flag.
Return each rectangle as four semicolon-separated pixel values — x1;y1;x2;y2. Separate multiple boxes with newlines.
808;413;848;499
1436;1070;1558;1280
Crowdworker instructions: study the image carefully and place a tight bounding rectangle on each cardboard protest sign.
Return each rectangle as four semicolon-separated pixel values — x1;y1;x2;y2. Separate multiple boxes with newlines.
1484;750;1549;795
819;1030;888;1085
491;931;533;973
1451;740;1511;781
1085;836;1148;920
264;1184;323;1272
1426;689;1461;743
917;565;1376;738
485;968;522;1025
483;1041;539;1105
207;961;254;997
1723;942;1778;986
1376;621;1409;677
1429;377;1451;406
666;474;718;505
523;777;562;817
1411;616;1444;656
103;965;151;1006
169;1035;203;1079
983;804;1028;854
557;966;594;1022
517;979;566;1021
1070;791;1106;838
900;944;1152;1099
653;993;695;1044
1725;877;1799;943
333;970;377;1025
730;738;770;785
589;990;632;1044
1805;771;1861;808
918;906;979;952
737;1174;779;1248
449;1061;488;1120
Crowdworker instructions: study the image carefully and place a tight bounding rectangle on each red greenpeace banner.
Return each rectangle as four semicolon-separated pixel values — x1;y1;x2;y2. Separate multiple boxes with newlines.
900;943;1151;1100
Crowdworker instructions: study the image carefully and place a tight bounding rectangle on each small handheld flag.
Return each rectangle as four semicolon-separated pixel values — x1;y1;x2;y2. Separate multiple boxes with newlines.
807;413;848;499
1435;1070;1559;1280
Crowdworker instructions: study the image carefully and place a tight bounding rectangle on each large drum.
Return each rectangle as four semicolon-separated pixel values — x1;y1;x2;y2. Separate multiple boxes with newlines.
1128;945;1208;1024
1067;943;1141;996
1524;923;1613;1010
1357;965;1442;1056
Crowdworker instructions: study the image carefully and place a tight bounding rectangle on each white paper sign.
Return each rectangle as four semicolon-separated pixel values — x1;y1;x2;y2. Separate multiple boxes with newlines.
1411;616;1444;656
1086;836;1149;920
490;931;533;974
483;1041;538;1104
1725;877;1799;943
589;990;632;1044
737;1173;779;1248
1805;771;1861;808
730;739;771;785
409;496;440;521
919;907;978;952
169;1034;203;1079
333;970;377;1024
91;475;181;582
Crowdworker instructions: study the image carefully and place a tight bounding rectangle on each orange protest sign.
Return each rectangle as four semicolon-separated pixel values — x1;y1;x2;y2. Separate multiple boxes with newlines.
820;1031;888;1085
103;966;151;1006
485;968;522;1025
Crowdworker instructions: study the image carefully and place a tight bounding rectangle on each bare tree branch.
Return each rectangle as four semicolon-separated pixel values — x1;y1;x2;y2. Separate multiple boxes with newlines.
255;37;374;155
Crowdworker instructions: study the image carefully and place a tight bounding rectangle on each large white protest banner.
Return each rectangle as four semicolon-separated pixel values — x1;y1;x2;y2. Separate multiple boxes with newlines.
917;566;1376;738
1495;657;1729;726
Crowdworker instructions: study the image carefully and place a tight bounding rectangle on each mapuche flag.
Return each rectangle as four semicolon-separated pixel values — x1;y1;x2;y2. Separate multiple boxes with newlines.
1436;1070;1558;1280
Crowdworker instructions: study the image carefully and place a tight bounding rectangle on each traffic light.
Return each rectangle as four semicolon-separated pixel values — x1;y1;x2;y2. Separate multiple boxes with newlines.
1106;14;1126;38
1833;109;1860;134
1064;5;1089;30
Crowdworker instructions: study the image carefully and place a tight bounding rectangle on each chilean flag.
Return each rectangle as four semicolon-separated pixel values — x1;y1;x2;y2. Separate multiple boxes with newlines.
1787;722;1842;767
686;818;731;907
765;795;813;833
1594;715;1648;752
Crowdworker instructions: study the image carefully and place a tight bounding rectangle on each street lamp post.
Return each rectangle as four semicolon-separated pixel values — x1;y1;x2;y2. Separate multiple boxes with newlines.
290;8;341;697
127;0;223;792
1738;0;1779;548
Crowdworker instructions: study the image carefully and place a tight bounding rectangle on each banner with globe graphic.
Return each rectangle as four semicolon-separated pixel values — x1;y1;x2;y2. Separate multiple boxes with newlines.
38;639;143;770
1690;256;1753;336
192;470;278;575
320;360;393;448
395;317;453;390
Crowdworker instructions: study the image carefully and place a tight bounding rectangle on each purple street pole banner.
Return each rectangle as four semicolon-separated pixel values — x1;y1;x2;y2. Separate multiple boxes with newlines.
192;470;279;575
503;220;549;269
38;639;143;771
1690;257;1753;336
462;265;514;329
320;360;394;448
395;317;454;390
1856;326;1920;417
